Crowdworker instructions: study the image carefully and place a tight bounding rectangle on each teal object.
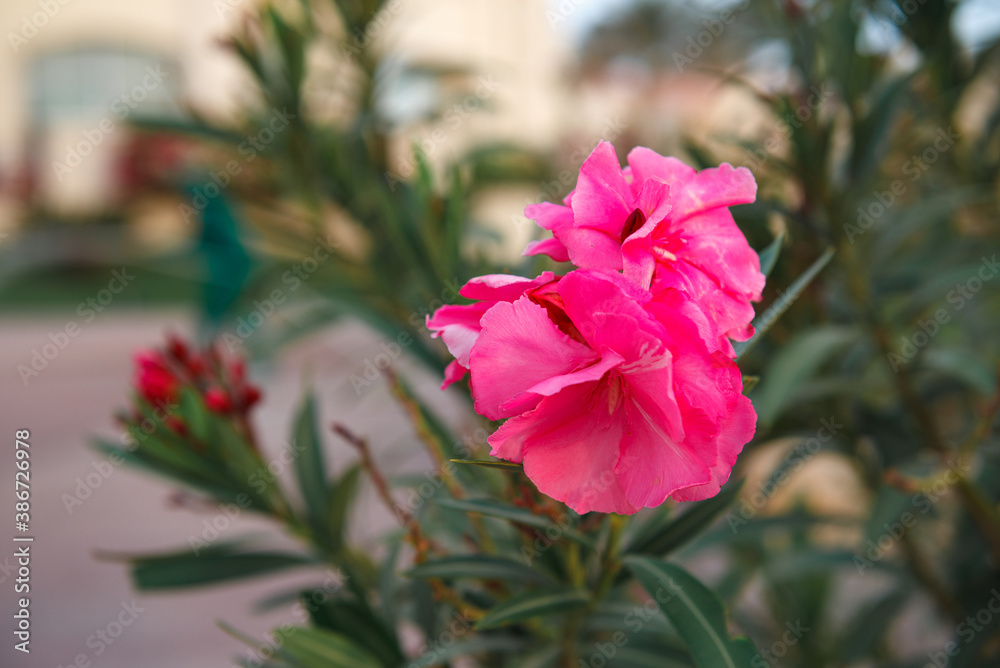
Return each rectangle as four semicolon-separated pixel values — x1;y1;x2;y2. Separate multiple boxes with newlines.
182;175;253;333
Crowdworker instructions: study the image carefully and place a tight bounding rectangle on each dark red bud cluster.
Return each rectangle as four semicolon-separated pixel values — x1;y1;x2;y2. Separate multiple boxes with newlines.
132;334;263;421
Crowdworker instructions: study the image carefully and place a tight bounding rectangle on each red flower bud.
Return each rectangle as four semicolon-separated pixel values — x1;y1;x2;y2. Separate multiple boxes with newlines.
134;350;178;407
242;385;262;410
166;417;187;435
205;387;233;413
166;334;189;363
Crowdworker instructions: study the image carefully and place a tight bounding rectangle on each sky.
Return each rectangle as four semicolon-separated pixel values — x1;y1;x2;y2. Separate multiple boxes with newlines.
549;0;1000;51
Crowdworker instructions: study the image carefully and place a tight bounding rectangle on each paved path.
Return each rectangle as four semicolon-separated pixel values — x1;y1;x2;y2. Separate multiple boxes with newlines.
0;309;465;667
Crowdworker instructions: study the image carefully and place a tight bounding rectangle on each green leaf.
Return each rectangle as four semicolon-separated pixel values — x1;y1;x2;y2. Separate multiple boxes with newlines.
605;645;695;668
93;438;236;504
407;635;531;667
838;588;910;663
751;326;860;426
476;587;590;629
272;626;383;668
624;557;761;668
326;464;361;555
414;637;529;666
177;387;211;440
406;555;554;585
625;481;744;556
293;393;330;544
308;597;403;667
757;231;786;277
450;459;524;471
922;347;998;395
434;498;592;547
734;246;836;361
104;543;313;591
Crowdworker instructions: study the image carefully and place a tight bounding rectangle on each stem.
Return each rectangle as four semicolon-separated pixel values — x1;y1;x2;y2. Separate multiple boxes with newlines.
387;371;496;554
592;515;627;606
332;423;485;619
560;542;585;668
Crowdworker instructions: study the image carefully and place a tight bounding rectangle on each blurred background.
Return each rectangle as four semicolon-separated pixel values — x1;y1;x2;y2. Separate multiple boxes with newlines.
2;0;1000;666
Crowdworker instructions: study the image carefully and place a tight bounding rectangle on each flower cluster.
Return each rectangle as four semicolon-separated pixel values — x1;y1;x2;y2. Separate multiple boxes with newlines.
133;334;262;420
428;142;763;514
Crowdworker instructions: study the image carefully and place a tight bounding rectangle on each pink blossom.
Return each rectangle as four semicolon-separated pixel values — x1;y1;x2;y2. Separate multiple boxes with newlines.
467;270;755;515
524;141;764;349
426;272;558;388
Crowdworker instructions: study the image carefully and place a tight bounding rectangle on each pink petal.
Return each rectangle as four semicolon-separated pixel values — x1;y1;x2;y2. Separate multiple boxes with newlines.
673;391;756;502
561;226;625;271
651;259;757;345
440;360;468;389
626;148;697;191
490;381;640;515
469;297;601;421
615;391;714;508
504;346;624;415
523;237;571;263
524;202;574;233
554;270;656;356
633;178;672;229
459;272;558;302
668;208;765;301
627;148;757;222
427;303;490;366
569;141;633;237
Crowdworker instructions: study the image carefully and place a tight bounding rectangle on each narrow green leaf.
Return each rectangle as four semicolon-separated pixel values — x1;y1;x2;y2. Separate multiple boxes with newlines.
308;597;403;667
624;557;761;668
326;464;361;555
293;393;330;542
103;543;313;591
450;459;524;471
757;231;786;277
406;555;554;585
734;246;836;361
605;645;695;668
476;588;590;629
625;481;744;556
178;387;213;443
272;626;383;668
408;635;530;667
435;498;592;547
435;498;554;530
751;326;859;426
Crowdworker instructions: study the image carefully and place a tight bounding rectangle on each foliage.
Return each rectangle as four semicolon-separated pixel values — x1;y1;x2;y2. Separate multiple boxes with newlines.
104;1;1000;667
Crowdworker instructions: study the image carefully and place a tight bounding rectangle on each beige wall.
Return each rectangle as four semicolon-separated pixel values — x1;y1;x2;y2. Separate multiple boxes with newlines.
0;0;572;234
0;0;252;217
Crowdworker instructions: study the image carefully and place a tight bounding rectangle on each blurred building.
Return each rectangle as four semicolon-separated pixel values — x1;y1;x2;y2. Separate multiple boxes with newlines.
0;0;254;226
0;0;574;235
0;0;759;262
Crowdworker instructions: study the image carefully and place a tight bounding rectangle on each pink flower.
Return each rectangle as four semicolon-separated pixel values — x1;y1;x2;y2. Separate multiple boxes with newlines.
467;269;755;515
524;141;764;349
426;272;558;388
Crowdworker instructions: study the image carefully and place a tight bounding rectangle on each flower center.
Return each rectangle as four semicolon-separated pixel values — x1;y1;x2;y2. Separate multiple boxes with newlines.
528;283;587;345
653;235;685;263
606;373;625;415
620;208;647;243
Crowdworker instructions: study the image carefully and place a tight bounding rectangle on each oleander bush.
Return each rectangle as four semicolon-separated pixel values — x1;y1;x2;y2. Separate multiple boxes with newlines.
102;1;1000;666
